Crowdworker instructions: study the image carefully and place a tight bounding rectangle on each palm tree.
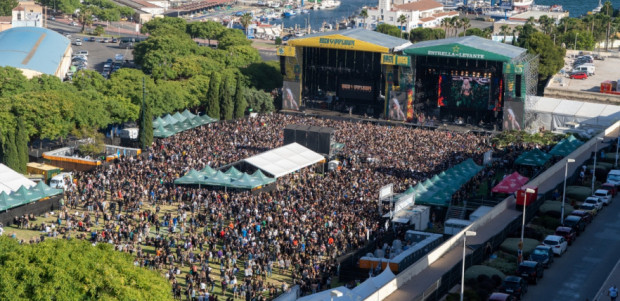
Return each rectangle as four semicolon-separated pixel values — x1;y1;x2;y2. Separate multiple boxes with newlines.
359;8;368;29
461;17;470;36
398;14;407;38
500;24;510;42
240;13;253;36
440;18;449;36
77;6;93;34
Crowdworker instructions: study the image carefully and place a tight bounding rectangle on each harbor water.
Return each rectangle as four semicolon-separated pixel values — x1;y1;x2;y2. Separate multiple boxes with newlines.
530;0;619;17
269;0;376;30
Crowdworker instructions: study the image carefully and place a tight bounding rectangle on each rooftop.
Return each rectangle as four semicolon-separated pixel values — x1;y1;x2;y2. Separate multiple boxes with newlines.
289;28;411;52
0;27;70;75
403;35;526;62
394;0;443;12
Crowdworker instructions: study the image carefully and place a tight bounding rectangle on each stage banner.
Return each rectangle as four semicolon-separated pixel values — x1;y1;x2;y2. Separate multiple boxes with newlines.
438;74;490;109
503;99;524;131
381;54;411;67
277;46;296;57
283;81;301;111
389;86;407;121
288;34;389;53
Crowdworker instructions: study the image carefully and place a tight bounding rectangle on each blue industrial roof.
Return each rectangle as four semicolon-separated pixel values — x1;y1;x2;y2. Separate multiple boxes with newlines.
0;27;70;75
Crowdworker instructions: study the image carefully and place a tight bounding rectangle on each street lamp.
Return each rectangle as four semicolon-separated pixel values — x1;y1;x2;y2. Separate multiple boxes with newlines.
461;230;477;301
561;158;575;225
519;188;536;263
330;290;343;301
615;131;619;168
592;137;604;194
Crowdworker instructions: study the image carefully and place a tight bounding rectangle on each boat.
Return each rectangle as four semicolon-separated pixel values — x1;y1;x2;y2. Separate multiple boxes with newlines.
592;0;603;13
323;0;341;9
484;9;515;19
302;9;310;14
283;10;297;17
512;0;533;8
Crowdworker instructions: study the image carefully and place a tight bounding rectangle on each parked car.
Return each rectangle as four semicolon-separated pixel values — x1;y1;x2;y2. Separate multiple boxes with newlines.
529;245;554;268
584;196;604;210
600;183;618;197
488;292;518;301
579;202;599;216
500;276;528;300
569;71;588;79
69;21;79;26
88;37;96;42
569;210;593;224
48;16;56;21
593;189;612;205
76;50;88;56
564;215;587;234
73;38;82;46
555;226;577;245
103;38;110;43
516;260;544;284
111;38;118;43
542;235;568;256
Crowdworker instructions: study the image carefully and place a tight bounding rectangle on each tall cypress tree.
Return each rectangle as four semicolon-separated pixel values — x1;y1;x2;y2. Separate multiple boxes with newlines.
206;73;221;119
138;79;153;150
15;116;28;174
219;74;234;120
233;76;247;119
4;130;19;172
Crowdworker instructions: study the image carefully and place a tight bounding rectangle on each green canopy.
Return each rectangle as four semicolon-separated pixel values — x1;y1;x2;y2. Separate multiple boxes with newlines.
199;114;218;123
185;117;202;128
415;159;483;207
549;135;584;157
515;148;552;166
165;123;183;134
33;181;63;198
251;170;276;185
10;185;42;206
177;120;194;131
174;169;206;185
0;192;10;211
201;165;217;177
204;171;232;186
154;125;175;138
230;173;264;189
181;109;197;120
163;114;178;125
172;112;187;122
430;175;441;184
225;167;243;179
152;116;168;128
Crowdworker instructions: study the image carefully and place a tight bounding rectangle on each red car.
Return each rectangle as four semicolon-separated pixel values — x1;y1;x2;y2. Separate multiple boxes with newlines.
570;72;588;79
600;183;618;197
555;226;577;245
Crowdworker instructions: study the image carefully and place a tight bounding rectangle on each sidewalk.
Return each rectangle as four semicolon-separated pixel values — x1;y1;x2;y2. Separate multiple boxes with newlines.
593;257;620;301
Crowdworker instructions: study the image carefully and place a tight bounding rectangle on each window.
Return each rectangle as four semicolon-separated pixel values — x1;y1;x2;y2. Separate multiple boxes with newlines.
389;17;393;21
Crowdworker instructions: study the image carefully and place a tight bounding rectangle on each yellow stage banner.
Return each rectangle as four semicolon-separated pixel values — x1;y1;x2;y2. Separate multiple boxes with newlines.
381;54;411;66
288;34;389;53
277;46;296;57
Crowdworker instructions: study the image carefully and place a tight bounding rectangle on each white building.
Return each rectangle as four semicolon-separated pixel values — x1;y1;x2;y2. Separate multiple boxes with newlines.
356;0;458;32
11;1;43;28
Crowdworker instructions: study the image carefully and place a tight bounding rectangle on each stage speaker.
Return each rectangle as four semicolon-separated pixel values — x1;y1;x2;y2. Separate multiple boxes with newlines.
306;126;321;151
295;125;311;147
283;125;296;145
318;127;335;155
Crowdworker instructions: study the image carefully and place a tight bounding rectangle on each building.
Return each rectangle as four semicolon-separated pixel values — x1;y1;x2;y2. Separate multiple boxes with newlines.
12;1;43;28
0;27;72;79
356;0;458;32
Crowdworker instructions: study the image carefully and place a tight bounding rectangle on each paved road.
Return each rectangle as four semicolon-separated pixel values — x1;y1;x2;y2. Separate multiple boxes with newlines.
523;195;620;301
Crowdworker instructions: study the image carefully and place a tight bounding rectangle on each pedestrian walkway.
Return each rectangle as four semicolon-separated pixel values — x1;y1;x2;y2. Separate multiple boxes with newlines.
594;257;620;301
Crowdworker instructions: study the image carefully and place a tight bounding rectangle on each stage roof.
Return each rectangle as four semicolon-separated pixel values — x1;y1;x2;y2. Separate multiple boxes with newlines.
288;28;412;53
403;36;526;62
243;143;325;178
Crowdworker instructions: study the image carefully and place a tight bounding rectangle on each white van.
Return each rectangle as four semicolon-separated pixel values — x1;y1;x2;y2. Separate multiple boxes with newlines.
607;170;620;186
49;172;73;190
573;65;595;75
444;218;473;235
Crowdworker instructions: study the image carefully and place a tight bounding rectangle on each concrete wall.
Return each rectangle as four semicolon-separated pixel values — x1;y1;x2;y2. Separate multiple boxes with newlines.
543;87;620;105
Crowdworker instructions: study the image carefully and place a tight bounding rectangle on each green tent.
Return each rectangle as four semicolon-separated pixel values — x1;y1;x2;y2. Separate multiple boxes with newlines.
549;136;584;157
154;125;175;138
251;170;275;185
199;114;218;124
515;148;552;166
10;185;41;206
174;169;206;185
172;112;187;122
0;192;10;210
185;117;202;128
177;120;194;131
163;114;178;125
152;116;168;128
225;167;243;179
204;171;232;186
33;181;63;198
165;123;183;134
230;173;264;189
201;165;217;177
181;109;197;120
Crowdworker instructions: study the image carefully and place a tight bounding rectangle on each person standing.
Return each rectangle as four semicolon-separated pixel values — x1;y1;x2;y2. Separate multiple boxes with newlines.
609;285;618;301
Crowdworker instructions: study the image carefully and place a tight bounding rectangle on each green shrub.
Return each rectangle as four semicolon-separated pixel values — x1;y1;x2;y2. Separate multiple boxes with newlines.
465;265;506;281
485;255;517;275
532;215;561;230
566;186;592;202
499;238;539;257
539;200;574;218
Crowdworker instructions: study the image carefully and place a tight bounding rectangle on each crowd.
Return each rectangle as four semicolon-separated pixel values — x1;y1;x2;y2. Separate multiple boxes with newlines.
16;113;495;300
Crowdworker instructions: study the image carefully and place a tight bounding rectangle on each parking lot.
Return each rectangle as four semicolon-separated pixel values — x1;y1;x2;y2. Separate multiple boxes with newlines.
68;33;135;79
547;51;620;93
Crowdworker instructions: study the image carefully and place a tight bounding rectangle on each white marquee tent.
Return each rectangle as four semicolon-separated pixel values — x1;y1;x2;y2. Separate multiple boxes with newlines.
243;143;325;178
0;164;35;194
526;96;620;131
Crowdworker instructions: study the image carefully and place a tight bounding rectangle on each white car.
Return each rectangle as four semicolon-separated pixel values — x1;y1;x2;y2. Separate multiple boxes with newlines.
73;39;82;46
583;196;604;210
542;235;568;256
593;189;612;205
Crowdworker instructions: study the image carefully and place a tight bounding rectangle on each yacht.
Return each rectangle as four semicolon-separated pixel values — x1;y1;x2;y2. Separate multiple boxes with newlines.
512;0;533;8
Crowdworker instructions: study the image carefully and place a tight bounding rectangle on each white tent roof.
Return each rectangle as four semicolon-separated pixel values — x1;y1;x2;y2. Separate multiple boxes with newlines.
243;143;325;178
527;96;620;127
552;99;582;116
0;164;36;194
296;286;359;301
351;268;396;299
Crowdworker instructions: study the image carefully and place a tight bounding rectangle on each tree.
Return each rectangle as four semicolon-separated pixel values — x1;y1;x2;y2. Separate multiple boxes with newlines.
522;32;566;82
141;17;187;36
360;8;368;29
219;72;235;120
410;27;444;42
239;13;253;36
397;14;407;38
186;21;225;46
241;61;282;91
500;24;510;42
77;6;93;33
461;18;470;36
3;130;18;172
463;28;491;38
0;237;173;300
275;36;282;45
217;29;251;49
206;72;221;118
245;88;275;113
15;115;28;173
450;16;460;37
93;25;105;36
233;76;247;119
138;84;153;150
376;24;402;38
0;0;17;16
